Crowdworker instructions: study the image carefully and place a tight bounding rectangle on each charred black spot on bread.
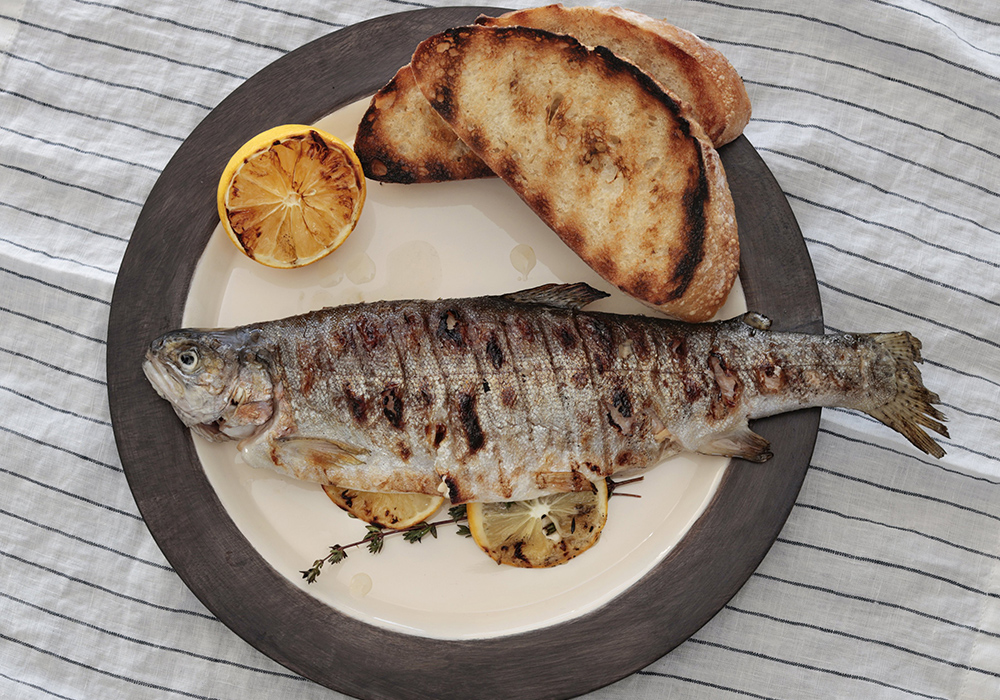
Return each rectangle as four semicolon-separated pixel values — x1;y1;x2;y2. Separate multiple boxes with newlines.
464;128;487;155
494;155;520;182
663;152;710;301
424;159;457;182
458;393;485;454
528;192;552;220
592;44;689;134
428;80;457;122
359;153;418;183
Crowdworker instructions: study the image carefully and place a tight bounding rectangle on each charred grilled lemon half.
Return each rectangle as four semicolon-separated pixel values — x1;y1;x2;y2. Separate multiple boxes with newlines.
218;124;365;269
323;486;444;530
466;479;609;567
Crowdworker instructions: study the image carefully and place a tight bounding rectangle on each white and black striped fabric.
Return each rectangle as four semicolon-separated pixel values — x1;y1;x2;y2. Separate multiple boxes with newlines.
1;0;997;698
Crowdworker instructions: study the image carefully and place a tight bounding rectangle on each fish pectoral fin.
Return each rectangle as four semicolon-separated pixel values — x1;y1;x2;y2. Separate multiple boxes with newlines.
273;437;368;470
699;425;773;463
500;282;609;310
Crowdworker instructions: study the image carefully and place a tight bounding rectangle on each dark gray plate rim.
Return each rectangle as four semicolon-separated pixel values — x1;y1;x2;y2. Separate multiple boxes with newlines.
107;7;822;700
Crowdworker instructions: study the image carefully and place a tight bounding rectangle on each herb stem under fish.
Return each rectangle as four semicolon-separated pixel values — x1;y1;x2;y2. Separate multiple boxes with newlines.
301;505;470;584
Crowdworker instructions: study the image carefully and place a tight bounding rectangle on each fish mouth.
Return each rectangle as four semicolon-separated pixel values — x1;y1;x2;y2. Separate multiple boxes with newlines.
142;351;223;432
142;353;184;405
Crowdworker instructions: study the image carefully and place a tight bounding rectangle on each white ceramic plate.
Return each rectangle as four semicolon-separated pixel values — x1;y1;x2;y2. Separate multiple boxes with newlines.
183;98;747;640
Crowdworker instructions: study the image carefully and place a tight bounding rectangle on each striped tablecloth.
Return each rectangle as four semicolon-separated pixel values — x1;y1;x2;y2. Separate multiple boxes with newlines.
2;1;998;698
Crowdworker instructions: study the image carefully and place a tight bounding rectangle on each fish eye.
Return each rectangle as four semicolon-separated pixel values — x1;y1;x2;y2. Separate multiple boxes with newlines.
178;349;199;371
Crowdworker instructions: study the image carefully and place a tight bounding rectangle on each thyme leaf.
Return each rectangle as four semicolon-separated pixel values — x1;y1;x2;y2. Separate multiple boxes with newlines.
304;505;470;583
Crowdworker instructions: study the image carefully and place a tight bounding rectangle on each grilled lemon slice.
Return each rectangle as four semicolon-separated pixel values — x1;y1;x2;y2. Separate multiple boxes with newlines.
218;124;365;268
466;480;609;567
323;486;444;530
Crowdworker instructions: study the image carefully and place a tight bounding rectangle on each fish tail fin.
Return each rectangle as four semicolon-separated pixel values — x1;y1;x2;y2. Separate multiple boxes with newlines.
864;332;948;458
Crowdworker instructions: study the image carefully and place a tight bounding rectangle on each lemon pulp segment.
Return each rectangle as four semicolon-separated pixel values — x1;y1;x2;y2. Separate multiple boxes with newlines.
467;480;609;567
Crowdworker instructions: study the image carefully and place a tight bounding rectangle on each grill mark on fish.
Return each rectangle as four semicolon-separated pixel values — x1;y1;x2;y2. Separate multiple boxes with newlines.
556;324;578;350
333;315;384;427
458;392;485;454
378;308;421;441
344;383;369;423
535;314;579;458
396;305;450;459
570;313;612;471
412;306;456;456
461;308;505;478
611;386;633;418
433;423;447;448
380;384;405;430
355;313;383;351
485;332;504;369
498;312;544;461
436;308;466;348
582;315;616;374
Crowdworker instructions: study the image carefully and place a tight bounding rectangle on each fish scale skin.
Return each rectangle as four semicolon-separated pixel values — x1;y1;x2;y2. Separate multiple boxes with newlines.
146;285;947;500
229;296;891;503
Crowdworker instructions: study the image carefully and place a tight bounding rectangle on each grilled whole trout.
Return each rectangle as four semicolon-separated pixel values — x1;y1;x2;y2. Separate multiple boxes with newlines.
143;283;947;503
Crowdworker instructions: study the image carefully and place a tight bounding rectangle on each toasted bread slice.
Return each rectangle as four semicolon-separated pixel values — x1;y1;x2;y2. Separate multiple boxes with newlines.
479;5;750;147
354;6;750;183
352;64;493;183
410;25;739;322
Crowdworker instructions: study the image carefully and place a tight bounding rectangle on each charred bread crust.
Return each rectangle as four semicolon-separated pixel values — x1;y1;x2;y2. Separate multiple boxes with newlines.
411;25;739;322
354;65;494;183
477;4;751;147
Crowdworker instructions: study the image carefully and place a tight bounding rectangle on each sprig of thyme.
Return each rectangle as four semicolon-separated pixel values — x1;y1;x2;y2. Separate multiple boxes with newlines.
301;505;470;584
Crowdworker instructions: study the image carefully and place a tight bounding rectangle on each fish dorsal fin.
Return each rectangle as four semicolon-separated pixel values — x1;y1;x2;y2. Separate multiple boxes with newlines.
500;282;609;310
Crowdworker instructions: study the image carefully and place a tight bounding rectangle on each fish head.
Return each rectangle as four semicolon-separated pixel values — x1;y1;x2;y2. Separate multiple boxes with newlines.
143;328;267;440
